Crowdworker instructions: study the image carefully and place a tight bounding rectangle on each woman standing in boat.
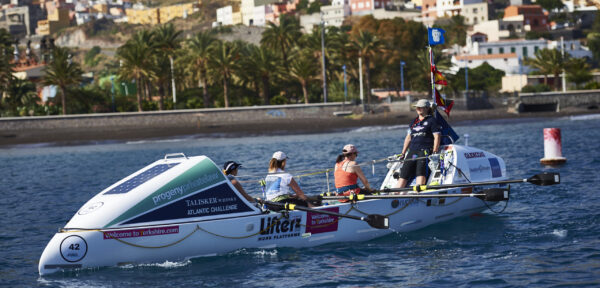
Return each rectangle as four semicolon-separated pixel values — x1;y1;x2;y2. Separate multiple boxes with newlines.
395;99;441;188
265;151;313;207
334;144;373;196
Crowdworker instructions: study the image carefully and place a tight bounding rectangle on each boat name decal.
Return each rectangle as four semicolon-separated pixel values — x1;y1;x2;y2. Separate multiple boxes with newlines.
464;152;485;159
152;172;221;206
186;196;239;216
306;207;339;234
103;226;179;239
258;216;302;241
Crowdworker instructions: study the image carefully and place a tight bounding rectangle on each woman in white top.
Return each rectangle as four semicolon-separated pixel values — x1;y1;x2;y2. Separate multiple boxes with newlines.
264;151;312;207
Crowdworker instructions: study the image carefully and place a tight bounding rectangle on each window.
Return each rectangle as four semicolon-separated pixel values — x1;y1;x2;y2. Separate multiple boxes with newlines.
534;46;539;52
473;8;477;13
511;47;516;53
522;47;528;58
571;43;575;50
488;48;493;54
500;47;504;53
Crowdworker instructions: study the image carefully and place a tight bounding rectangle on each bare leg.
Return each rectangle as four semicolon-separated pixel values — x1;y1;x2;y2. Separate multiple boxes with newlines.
395;178;408;189
415;176;426;185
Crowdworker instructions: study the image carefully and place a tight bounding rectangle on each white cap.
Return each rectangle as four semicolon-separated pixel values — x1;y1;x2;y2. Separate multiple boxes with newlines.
413;99;431;108
272;151;288;161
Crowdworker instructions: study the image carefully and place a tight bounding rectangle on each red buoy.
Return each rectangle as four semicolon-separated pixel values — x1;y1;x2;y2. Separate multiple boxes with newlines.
540;128;567;165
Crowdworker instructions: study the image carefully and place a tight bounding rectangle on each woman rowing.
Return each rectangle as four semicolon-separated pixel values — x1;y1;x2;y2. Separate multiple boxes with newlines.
334;144;373;196
264;151;313;207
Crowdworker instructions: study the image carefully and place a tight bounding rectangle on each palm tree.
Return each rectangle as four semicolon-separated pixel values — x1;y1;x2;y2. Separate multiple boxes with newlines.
241;44;282;105
187;31;216;108
261;15;301;71
117;31;155;112
412;49;452;93
525;48;566;91
43;46;82;115
289;51;318;104
2;78;38;115
565;58;592;89
153;23;182;110
207;40;239;108
351;30;384;108
0;28;14;99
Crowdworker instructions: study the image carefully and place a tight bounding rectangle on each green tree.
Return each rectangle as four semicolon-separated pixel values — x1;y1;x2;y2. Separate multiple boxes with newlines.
588;32;600;62
261;14;301;71
207;40;239;108
566;58;592;89
524;48;566;91
289;51;318;104
241;44;282;105
351;30;384;108
0;28;14;99
117;30;155;112
153;23;182;110
1;78;38;116
187;31;216;108
536;0;564;11
43;46;83;115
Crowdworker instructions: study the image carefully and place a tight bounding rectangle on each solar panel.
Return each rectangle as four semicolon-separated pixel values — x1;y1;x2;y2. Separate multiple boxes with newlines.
104;163;180;195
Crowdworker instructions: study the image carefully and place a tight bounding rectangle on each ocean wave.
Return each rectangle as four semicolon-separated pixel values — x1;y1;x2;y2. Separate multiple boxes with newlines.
567;114;600;121
552;229;568;238
349;124;408;133
119;260;192;269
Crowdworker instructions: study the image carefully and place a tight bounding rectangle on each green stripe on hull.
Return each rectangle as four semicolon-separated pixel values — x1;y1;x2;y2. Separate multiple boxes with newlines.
105;159;226;228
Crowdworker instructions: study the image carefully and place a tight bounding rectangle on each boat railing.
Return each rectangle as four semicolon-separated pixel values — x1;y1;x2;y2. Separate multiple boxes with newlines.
164;153;188;160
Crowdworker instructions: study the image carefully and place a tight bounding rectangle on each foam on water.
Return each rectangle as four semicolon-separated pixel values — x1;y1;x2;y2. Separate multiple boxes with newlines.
567;114;600;121
349;124;407;133
552;229;568;238
119;260;192;269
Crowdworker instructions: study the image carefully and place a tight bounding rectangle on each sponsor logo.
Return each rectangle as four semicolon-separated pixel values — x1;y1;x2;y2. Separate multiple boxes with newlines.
464;152;485;159
60;235;88;262
103;226;179;239
413;126;425;132
469;165;490;174
258;216;301;241
306;207;339;234
152;173;221;205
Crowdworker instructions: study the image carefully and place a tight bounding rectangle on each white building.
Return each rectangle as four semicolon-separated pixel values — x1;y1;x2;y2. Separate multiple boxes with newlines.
320;0;351;27
461;1;488;25
468;38;592;59
216;5;242;26
241;0;278;26
452;53;524;75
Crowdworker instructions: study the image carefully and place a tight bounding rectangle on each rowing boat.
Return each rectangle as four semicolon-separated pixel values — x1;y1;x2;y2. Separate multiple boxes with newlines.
38;144;559;275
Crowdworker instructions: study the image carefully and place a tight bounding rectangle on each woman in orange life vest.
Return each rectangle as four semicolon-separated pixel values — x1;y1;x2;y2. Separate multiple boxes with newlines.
334;144;373;196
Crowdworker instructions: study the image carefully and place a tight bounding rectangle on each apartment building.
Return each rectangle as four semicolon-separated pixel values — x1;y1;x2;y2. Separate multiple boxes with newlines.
126;3;194;25
321;0;351;27
504;5;548;32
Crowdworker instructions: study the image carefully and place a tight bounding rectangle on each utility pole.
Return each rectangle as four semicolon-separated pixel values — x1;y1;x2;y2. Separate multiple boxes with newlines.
560;36;566;92
400;61;405;93
320;13;328;103
359;57;365;113
170;56;177;105
343;64;348;109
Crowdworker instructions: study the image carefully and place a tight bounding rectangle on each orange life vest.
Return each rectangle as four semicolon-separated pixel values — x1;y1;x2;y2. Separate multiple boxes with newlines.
334;159;360;196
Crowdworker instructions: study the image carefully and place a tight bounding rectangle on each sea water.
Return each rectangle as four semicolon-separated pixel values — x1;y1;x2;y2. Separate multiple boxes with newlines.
1;115;599;287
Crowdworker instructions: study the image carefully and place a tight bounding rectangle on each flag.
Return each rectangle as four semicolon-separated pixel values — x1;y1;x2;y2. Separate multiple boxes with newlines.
435;88;454;117
434;109;459;145
431;65;447;85
428;27;446;46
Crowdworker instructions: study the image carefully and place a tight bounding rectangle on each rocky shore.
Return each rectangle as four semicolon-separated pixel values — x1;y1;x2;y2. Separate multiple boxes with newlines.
0;105;597;148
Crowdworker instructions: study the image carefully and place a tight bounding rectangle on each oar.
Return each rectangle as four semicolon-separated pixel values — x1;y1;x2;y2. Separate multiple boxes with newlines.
382;172;560;193
321;188;510;202
259;200;389;229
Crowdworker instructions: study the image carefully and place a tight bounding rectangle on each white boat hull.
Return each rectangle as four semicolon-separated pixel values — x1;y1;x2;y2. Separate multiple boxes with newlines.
39;189;492;275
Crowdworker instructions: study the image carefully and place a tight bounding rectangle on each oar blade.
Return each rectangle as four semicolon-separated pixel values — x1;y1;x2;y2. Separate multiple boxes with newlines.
366;214;389;229
527;172;560;186
480;188;510;201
